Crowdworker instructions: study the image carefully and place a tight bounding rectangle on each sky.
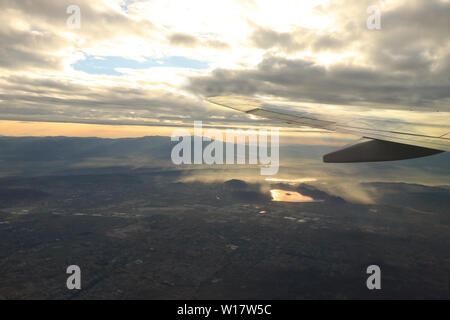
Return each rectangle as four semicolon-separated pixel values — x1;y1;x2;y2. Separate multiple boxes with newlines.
0;0;449;138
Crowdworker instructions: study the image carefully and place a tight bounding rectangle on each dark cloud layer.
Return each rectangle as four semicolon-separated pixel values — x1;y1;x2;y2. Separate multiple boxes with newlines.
189;0;450;109
188;55;450;107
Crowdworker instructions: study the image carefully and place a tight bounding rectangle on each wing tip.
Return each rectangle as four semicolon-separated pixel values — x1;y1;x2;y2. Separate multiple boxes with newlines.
323;138;444;163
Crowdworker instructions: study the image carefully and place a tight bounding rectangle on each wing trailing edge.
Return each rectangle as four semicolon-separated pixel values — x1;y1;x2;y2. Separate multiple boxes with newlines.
206;95;449;163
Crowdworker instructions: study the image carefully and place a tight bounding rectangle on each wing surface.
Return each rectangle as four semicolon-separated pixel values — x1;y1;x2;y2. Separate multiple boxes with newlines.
207;95;450;162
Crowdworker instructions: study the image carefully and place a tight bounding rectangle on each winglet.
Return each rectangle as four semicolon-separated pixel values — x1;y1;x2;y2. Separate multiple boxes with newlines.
323;138;443;163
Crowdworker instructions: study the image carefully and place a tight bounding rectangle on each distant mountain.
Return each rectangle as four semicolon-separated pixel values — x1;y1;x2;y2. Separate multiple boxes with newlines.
0;136;171;161
297;183;346;204
0;136;449;190
0;136;174;176
221;179;271;203
224;179;248;190
362;182;450;213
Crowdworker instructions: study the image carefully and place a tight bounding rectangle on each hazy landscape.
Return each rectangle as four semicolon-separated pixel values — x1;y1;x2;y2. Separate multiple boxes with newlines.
0;136;448;299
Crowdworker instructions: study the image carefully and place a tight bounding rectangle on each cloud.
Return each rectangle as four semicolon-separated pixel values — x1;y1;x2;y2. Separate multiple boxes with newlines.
0;0;448;129
188;55;450;107
0;71;267;128
0;0;157;72
249;26;345;53
188;0;450;109
169;33;230;50
169;33;201;48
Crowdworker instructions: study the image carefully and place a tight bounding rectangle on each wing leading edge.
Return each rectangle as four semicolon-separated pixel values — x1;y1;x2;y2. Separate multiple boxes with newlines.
207;96;449;163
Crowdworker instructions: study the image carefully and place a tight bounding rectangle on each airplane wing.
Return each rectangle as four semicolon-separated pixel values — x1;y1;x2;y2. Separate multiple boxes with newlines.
207;95;450;163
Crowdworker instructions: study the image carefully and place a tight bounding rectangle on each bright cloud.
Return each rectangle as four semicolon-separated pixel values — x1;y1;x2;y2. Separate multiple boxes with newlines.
0;0;449;131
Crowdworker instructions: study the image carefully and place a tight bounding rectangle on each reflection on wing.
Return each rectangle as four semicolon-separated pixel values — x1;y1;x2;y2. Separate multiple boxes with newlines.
207;95;450;162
